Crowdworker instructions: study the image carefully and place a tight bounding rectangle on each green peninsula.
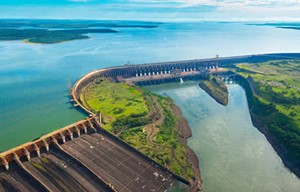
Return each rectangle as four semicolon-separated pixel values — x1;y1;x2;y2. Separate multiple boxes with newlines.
199;77;229;106
234;60;300;176
0;28;117;44
79;79;200;182
0;19;160;44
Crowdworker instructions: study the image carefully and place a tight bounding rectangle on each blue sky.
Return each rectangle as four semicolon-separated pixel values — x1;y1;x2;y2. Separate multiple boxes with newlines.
0;0;300;21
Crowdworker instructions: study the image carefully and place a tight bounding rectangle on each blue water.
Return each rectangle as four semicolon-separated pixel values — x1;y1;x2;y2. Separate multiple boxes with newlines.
0;20;300;191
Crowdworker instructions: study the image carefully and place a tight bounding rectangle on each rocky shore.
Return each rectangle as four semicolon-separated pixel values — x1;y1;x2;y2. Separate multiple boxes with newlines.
172;105;203;191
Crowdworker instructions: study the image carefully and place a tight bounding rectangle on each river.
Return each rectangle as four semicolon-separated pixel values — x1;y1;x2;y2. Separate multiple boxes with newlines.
150;82;300;192
0;20;300;191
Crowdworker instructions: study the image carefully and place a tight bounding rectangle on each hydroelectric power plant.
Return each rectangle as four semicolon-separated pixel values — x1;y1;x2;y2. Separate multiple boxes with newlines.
1;53;300;192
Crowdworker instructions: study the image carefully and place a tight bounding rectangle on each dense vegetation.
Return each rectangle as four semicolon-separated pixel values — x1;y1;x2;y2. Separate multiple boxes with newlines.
235;60;300;168
80;79;194;179
0;19;160;44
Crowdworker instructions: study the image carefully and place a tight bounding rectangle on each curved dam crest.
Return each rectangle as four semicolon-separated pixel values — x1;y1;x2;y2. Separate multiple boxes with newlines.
69;53;300;191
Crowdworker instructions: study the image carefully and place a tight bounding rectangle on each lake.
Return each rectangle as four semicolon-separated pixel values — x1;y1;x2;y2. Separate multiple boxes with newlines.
0;20;300;191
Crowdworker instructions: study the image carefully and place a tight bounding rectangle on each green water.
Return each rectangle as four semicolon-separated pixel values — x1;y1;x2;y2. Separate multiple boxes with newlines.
149;82;300;192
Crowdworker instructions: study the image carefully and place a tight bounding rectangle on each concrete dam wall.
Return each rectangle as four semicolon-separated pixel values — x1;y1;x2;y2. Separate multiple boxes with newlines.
0;116;183;192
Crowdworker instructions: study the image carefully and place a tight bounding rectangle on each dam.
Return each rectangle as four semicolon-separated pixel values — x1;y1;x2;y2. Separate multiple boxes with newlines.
1;53;300;191
0;116;184;192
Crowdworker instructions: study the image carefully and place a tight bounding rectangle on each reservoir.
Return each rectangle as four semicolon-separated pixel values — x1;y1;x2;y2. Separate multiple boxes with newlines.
150;82;300;192
1;21;300;191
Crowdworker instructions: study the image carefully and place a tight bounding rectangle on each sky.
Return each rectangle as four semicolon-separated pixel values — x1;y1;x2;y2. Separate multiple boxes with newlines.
0;0;300;21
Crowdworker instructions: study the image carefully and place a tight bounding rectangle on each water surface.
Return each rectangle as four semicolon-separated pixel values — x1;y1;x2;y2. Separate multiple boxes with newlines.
0;20;300;191
149;82;300;192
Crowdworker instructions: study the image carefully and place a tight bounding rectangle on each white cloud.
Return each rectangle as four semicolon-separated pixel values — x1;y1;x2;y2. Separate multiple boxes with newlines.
131;0;300;8
1;0;300;21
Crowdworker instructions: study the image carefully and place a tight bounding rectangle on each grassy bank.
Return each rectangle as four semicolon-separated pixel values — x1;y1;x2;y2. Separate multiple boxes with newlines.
234;60;300;176
79;78;195;180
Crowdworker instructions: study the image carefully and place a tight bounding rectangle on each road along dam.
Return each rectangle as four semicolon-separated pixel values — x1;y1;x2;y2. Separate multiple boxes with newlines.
1;53;300;192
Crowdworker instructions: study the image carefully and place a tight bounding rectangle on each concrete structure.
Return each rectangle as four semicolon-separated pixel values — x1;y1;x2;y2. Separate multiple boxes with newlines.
0;116;187;191
71;53;300;114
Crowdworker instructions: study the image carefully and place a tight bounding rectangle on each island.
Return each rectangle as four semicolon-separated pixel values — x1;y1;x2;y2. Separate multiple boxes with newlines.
0;28;118;44
198;76;229;106
0;19;160;44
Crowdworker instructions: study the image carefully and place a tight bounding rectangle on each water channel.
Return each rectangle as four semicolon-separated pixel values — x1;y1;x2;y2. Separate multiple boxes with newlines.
149;82;300;192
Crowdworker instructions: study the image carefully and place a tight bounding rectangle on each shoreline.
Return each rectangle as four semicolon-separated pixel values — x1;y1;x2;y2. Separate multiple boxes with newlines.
172;105;203;191
236;74;300;179
251;113;300;178
198;78;228;106
22;38;89;45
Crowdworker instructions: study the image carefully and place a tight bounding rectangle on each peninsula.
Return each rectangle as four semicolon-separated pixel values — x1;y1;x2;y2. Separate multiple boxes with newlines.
79;78;202;190
0;28;117;44
199;77;229;106
0;19;159;44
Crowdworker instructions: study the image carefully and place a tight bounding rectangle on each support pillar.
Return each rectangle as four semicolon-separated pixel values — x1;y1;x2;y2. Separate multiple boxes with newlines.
33;143;41;158
99;113;102;125
23;148;31;162
75;125;81;136
67;129;73;140
1;157;9;170
43;139;49;152
12;153;20;164
82;123;87;134
60;132;66;144
87;119;97;133
52;136;58;145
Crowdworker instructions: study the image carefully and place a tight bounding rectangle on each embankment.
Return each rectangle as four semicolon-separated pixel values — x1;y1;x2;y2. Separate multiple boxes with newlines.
173;105;203;191
235;74;300;178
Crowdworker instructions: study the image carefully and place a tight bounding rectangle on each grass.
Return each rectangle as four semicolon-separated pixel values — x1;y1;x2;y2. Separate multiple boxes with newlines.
80;79;148;129
80;78;194;179
236;60;300;125
234;60;300;165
